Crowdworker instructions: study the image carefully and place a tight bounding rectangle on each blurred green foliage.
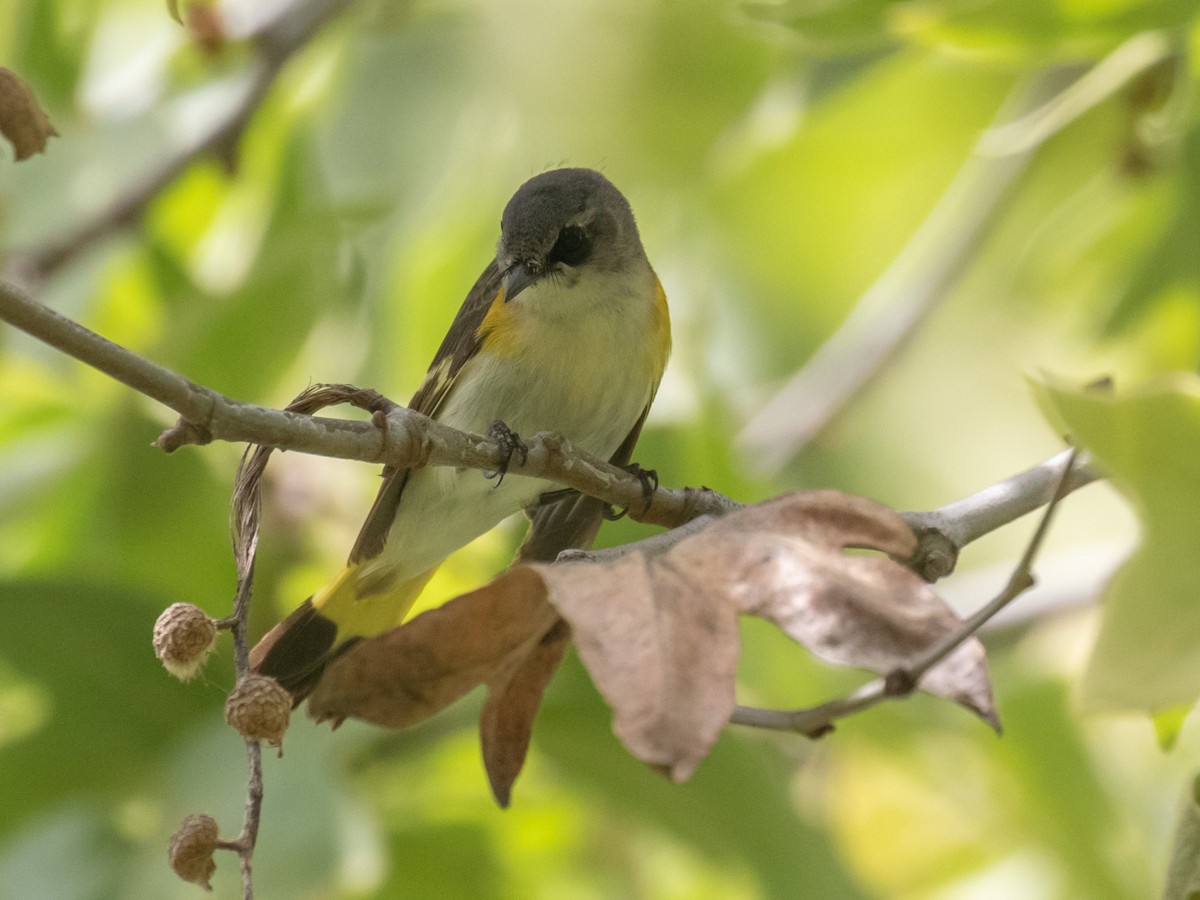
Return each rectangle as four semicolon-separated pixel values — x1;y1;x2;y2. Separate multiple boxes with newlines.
1040;376;1200;712
3;0;1200;897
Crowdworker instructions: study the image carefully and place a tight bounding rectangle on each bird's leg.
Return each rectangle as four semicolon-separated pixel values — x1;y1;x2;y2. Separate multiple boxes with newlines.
484;420;529;488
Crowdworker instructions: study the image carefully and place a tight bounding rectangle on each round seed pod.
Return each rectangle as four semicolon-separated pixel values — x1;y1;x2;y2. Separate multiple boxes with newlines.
168;813;219;890
153;603;218;682
225;673;291;750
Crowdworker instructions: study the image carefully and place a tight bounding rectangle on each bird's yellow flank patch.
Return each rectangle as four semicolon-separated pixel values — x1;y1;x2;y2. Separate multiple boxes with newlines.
652;274;672;371
477;286;523;357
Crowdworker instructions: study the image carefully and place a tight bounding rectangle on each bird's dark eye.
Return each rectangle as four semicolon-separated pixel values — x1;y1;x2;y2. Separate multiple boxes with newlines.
549;226;592;267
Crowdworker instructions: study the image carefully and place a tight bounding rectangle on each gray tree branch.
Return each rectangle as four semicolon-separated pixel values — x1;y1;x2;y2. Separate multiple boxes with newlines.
0;276;737;530
564;445;1098;584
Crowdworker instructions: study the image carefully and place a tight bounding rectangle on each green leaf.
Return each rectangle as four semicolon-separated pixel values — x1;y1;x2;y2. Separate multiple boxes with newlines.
1155;705;1193;751
1165;773;1200;900
1036;374;1200;711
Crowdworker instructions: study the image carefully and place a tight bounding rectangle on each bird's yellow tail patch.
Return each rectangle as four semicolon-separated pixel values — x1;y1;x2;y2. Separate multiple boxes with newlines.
312;564;436;641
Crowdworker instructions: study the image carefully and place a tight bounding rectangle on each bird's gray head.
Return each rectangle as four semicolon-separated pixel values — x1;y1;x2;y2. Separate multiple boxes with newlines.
497;168;648;301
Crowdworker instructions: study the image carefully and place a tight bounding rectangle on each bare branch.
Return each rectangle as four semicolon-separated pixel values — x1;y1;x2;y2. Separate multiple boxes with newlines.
0;277;736;531
903;448;1100;581
738;65;1087;471
563;446;1098;583
895;448;1081;680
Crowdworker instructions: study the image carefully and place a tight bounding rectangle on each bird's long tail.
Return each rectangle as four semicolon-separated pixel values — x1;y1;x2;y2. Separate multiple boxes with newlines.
250;564;434;701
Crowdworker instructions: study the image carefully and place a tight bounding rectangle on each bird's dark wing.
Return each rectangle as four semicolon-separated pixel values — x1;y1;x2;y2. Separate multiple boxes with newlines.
348;260;503;564
518;401;653;562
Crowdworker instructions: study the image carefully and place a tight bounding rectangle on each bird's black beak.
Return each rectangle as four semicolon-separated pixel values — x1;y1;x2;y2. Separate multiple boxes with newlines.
503;261;540;302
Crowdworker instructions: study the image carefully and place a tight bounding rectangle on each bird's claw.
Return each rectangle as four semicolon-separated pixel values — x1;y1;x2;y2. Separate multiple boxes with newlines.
603;463;659;520
484;420;529;487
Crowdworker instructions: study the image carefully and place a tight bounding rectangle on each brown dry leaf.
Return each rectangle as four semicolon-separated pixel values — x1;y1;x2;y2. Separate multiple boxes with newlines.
0;68;57;161
479;619;570;807
307;567;559;728
306;489;995;795
533;490;998;782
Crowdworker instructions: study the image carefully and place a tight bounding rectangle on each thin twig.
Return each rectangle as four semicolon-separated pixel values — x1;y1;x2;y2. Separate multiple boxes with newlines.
894;447;1081;683
557;514;721;563
228;469;263;899
737;66;1085;472
215;394;373;898
220;388;472;897
237;734;263;897
730;448;1081;737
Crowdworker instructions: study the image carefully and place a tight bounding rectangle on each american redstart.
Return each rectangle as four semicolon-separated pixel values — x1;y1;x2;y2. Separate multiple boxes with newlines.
250;167;671;699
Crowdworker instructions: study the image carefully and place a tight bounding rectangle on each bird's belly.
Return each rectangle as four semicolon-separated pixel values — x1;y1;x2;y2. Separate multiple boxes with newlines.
362;465;545;586
362;306;658;586
444;353;647;453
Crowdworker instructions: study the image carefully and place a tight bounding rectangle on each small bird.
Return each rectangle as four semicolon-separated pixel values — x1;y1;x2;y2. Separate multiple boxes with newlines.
250;167;671;699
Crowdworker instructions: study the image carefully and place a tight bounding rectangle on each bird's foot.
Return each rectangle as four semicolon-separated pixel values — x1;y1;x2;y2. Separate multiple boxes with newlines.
603;463;659;520
484;420;529;487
